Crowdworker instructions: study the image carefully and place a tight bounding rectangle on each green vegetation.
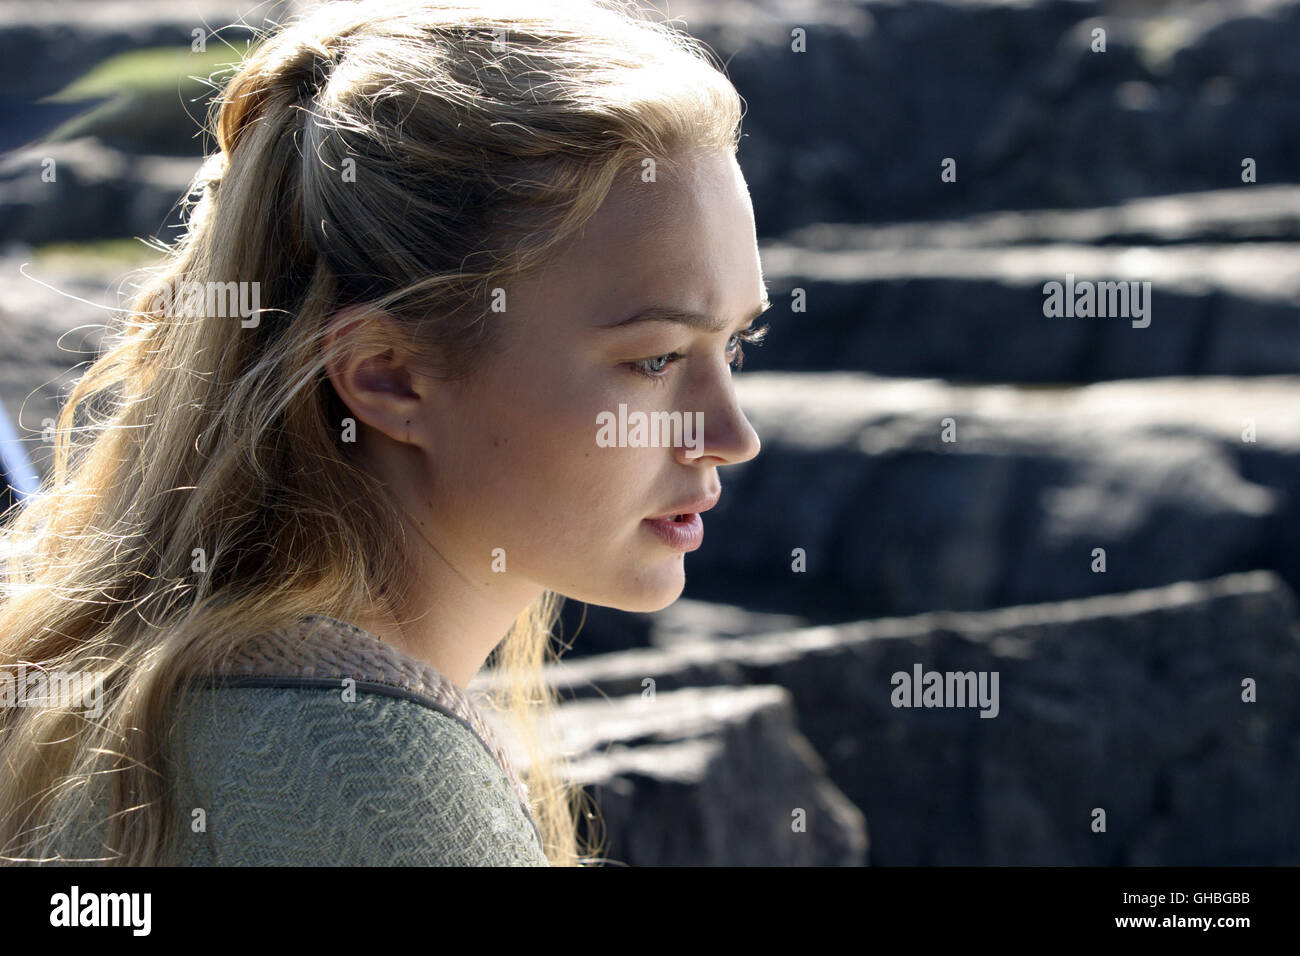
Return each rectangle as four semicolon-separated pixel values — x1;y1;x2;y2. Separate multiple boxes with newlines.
30;239;167;277
38;42;260;155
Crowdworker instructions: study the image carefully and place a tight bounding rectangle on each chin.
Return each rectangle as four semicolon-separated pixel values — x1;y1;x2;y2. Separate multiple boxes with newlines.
572;564;686;614
633;557;691;611
613;588;684;614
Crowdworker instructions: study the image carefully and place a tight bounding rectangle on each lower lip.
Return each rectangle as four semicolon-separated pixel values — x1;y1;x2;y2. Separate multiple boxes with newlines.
642;513;704;551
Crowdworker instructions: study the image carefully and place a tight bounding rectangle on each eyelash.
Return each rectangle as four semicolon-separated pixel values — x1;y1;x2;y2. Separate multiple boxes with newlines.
628;323;770;381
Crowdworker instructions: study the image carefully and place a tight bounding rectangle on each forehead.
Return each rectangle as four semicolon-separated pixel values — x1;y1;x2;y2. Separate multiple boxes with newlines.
543;149;761;319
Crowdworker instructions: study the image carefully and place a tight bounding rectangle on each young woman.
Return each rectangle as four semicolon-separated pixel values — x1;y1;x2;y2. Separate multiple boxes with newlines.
0;0;767;866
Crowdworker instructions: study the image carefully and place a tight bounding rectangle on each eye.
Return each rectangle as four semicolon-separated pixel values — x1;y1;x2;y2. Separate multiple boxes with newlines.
626;322;770;381
629;352;683;380
727;322;770;371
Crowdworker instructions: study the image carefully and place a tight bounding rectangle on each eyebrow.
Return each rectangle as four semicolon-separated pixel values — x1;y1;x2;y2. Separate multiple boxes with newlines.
600;293;772;333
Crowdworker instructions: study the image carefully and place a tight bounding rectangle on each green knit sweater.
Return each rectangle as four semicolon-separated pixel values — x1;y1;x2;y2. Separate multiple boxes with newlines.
49;615;549;866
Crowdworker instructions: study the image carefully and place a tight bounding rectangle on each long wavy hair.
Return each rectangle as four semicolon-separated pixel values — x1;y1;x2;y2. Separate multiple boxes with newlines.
0;0;742;866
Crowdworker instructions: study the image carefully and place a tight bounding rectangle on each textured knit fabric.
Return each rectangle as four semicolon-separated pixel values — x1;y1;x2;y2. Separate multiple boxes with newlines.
206;613;539;822
46;615;549;866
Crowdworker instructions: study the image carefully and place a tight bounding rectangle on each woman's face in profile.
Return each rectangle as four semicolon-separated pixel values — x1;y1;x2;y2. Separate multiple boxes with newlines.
381;147;765;614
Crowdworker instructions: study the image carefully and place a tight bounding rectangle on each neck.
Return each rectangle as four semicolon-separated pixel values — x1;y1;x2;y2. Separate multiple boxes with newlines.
354;515;545;690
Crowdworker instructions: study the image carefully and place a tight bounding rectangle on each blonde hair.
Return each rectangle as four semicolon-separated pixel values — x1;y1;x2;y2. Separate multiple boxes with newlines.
0;0;742;866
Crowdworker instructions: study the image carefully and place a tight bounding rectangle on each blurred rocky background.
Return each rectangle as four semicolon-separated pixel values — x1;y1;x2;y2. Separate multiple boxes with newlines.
1;0;1297;865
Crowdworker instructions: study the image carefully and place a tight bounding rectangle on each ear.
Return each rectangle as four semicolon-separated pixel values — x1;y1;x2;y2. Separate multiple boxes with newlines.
323;306;427;449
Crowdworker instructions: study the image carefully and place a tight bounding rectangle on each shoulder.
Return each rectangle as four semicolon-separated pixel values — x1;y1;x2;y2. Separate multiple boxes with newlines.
166;684;548;866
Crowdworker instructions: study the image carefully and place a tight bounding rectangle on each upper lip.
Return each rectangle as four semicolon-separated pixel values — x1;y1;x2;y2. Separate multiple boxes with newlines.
646;489;721;520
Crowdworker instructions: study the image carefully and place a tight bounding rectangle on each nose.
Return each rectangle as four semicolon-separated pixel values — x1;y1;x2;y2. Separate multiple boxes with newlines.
677;378;761;467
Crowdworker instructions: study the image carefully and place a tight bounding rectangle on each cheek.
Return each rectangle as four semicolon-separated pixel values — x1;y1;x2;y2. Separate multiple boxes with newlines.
447;372;614;515
492;394;656;543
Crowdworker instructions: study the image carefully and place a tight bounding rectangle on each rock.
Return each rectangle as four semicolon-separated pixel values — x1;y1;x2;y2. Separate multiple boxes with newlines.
748;234;1300;381
487;571;1300;865
782;185;1300;250
554;596;809;658
474;683;868;866
0;249;122;469
683;371;1300;619
553;601;655;658
680;0;1300;232
646;598;810;650
0;138;200;244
